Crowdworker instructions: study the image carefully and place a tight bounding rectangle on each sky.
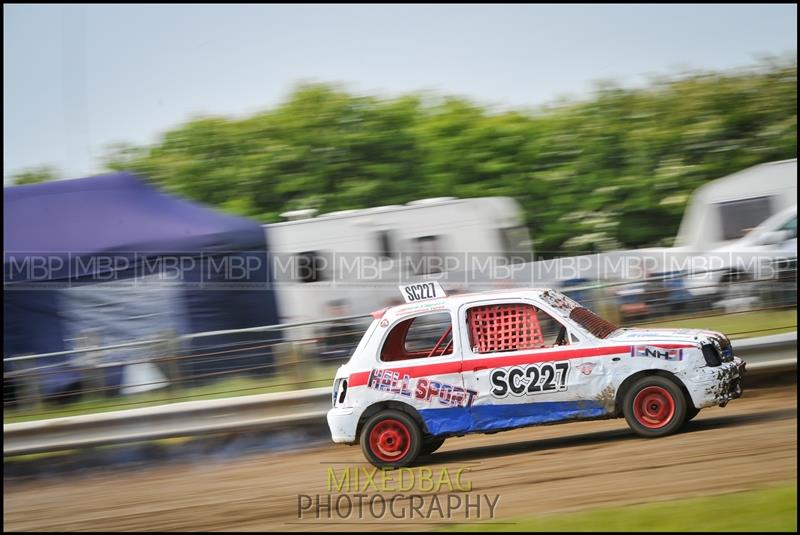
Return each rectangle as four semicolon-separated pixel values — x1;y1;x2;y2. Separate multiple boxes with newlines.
3;4;797;180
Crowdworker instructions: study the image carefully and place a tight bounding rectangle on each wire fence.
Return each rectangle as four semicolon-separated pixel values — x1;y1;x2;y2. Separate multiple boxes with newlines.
4;266;796;422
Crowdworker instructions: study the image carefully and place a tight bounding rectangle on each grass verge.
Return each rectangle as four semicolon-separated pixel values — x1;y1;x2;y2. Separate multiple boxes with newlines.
446;484;797;532
634;307;796;339
4;364;340;424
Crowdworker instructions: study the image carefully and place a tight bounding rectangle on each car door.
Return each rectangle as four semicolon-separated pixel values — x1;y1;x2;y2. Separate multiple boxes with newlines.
457;298;596;433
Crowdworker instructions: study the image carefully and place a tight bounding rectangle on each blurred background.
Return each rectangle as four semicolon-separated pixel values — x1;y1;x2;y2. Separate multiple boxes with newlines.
3;4;796;416
2;4;797;532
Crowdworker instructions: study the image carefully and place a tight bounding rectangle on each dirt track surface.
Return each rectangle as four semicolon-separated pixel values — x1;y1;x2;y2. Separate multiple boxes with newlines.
4;385;797;532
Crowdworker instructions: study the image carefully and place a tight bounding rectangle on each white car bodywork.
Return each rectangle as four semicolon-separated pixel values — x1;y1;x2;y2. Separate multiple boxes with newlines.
327;288;744;443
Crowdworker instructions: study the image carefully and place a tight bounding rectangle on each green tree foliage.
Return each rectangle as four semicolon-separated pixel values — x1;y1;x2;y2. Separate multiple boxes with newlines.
6;166;60;186
102;57;796;257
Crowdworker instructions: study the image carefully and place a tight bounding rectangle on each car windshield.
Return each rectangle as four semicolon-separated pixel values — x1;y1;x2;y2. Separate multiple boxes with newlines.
569;307;619;339
539;289;618;338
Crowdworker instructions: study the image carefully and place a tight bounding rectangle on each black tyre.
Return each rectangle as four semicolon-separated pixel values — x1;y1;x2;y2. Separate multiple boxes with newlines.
683;406;701;425
623;375;687;438
419;437;446;456
360;410;422;468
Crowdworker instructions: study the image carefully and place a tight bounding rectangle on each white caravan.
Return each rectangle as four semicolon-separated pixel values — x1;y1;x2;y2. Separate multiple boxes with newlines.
264;197;532;324
610;158;798;281
675;159;797;253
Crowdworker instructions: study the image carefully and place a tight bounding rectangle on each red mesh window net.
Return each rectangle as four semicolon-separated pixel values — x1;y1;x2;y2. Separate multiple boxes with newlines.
468;304;544;353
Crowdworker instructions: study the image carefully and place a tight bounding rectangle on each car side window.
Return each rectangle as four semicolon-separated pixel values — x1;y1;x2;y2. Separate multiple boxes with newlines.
779;216;797;239
466;302;569;354
380;312;454;362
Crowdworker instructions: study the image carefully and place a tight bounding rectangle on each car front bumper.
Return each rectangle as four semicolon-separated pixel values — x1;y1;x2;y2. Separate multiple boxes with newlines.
694;356;745;408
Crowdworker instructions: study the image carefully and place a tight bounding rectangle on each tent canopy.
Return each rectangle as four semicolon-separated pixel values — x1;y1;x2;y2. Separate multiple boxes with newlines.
4;172;267;281
4;173;279;378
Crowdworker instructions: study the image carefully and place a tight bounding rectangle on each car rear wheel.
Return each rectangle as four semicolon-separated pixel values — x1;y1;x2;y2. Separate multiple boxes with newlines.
360;410;422;468
623;375;687;438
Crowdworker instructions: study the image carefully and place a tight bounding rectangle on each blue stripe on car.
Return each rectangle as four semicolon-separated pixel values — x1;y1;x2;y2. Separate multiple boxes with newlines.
418;400;611;436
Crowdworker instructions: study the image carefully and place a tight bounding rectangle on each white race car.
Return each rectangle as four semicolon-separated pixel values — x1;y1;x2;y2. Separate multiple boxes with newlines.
327;283;745;468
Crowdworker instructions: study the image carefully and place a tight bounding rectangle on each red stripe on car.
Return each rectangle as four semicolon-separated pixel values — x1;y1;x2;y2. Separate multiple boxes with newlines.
348;343;692;387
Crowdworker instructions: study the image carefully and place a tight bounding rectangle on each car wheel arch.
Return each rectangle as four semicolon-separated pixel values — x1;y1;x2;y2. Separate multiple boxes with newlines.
356;400;429;440
615;369;693;416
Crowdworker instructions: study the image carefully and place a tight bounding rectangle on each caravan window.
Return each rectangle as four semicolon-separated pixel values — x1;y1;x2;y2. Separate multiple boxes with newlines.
499;226;533;263
717;196;773;241
295;251;328;283
410;235;443;275
376;230;394;260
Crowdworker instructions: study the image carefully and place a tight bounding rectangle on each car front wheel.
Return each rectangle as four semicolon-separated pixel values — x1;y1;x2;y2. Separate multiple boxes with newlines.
623;375;687;437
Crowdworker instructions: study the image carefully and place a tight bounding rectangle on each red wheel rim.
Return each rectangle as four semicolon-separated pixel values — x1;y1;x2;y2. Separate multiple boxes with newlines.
369;419;412;462
633;386;675;429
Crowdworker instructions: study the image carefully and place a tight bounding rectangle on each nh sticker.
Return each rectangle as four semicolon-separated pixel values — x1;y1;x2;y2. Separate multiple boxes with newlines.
631;346;684;361
399;281;447;303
